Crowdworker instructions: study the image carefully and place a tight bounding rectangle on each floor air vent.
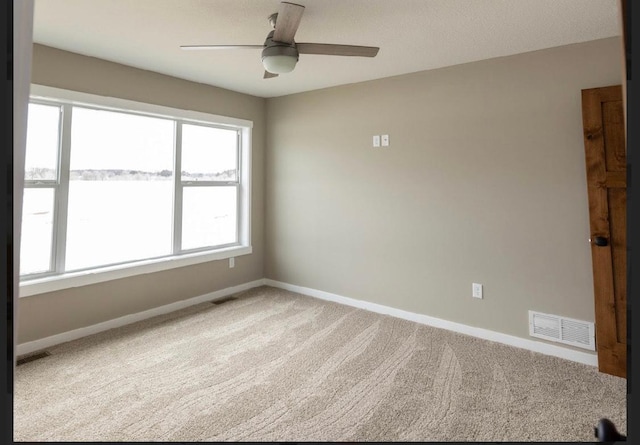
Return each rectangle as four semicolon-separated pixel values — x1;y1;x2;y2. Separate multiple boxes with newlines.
17;351;51;366
212;296;237;305
529;311;595;350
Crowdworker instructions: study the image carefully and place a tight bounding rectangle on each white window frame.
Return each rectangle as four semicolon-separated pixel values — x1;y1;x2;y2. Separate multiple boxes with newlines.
19;85;252;297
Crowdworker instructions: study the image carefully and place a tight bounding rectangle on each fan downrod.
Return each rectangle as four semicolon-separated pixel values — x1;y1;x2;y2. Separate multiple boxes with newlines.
268;13;278;29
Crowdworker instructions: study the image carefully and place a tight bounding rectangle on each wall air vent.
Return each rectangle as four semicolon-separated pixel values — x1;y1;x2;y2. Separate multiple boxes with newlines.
17;351;51;366
212;296;238;305
528;311;595;351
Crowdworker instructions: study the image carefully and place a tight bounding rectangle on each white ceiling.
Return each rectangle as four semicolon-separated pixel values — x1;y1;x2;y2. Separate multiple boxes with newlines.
33;0;621;98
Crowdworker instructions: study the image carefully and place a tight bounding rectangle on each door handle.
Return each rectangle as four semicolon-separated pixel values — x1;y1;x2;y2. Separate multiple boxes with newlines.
592;236;608;247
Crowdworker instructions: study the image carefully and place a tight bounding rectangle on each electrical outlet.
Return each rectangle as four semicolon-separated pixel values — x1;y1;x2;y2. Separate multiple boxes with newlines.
381;134;389;146
472;283;483;299
373;135;381;147
229;257;235;268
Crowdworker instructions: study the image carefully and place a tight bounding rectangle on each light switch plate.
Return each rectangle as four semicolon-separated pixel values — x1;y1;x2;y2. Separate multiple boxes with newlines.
381;134;389;146
472;283;483;299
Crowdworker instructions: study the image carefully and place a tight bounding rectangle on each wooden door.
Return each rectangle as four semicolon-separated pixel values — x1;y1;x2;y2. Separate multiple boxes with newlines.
581;85;626;378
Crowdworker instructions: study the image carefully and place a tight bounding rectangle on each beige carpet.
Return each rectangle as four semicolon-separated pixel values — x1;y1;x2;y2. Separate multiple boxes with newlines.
14;285;626;442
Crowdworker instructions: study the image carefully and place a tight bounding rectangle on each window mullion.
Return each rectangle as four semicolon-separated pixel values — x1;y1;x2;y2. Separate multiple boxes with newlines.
236;130;241;245
172;122;183;254
53;104;73;274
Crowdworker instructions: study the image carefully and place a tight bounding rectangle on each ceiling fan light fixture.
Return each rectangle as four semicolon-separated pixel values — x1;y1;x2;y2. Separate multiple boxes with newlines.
261;44;299;74
263;54;298;74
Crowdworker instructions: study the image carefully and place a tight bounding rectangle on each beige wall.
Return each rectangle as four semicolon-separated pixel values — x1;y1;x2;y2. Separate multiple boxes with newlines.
265;38;622;345
18;44;266;343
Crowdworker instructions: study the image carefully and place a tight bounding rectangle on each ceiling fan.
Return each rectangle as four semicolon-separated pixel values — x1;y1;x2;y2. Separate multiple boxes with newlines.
180;2;380;79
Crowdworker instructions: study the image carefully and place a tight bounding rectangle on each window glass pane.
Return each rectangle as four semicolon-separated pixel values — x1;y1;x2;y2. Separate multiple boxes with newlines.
70;107;175;176
65;107;175;271
25;104;60;180
182;186;237;250
182;124;237;181
20;188;55;275
66;181;174;270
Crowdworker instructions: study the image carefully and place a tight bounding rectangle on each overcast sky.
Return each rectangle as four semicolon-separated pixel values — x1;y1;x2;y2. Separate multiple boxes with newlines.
25;103;238;174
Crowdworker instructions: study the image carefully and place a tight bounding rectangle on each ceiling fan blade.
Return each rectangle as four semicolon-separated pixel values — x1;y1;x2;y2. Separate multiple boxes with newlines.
296;43;379;57
273;2;305;44
264;71;279;79
180;45;263;50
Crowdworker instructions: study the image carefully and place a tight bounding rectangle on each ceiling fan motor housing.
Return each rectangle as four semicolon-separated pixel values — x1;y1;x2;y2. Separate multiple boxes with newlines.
262;30;299;74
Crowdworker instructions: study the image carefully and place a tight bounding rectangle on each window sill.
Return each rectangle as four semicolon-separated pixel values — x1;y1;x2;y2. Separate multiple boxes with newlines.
19;245;252;298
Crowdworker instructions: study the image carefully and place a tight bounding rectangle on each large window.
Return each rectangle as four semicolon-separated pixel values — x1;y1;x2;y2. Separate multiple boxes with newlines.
20;87;252;293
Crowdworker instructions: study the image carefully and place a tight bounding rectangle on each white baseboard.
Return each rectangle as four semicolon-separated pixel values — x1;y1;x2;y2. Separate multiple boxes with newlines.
16;279;266;356
18;277;598;368
264;279;598;367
